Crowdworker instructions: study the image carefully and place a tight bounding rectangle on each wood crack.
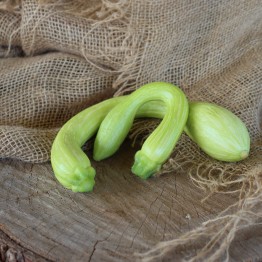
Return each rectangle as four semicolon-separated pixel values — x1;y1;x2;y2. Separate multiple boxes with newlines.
88;240;100;262
88;236;110;262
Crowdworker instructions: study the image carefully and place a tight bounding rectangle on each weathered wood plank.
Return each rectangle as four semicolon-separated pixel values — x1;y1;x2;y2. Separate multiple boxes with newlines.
0;141;261;261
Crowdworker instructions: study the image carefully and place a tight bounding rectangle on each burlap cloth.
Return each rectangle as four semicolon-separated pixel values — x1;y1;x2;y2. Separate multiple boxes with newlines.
0;0;261;261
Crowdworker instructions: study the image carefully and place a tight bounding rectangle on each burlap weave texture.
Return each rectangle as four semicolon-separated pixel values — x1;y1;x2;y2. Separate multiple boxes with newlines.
0;0;261;260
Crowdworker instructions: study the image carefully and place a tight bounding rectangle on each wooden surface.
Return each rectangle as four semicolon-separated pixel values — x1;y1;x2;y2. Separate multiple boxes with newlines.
0;141;261;262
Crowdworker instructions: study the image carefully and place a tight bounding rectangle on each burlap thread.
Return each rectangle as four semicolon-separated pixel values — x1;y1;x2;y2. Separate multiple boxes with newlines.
0;0;261;261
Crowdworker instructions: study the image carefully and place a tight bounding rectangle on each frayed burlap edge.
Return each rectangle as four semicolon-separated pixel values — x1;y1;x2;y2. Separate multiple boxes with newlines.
0;1;261;261
136;164;262;262
130;118;262;261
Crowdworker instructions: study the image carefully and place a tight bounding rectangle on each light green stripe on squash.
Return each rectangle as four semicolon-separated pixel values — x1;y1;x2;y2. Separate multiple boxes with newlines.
138;100;250;162
94;82;189;179
183;102;250;162
51;82;250;193
51;96;125;192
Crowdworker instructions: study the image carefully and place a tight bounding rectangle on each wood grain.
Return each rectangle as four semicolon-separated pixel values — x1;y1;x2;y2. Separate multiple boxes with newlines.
0;141;261;261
